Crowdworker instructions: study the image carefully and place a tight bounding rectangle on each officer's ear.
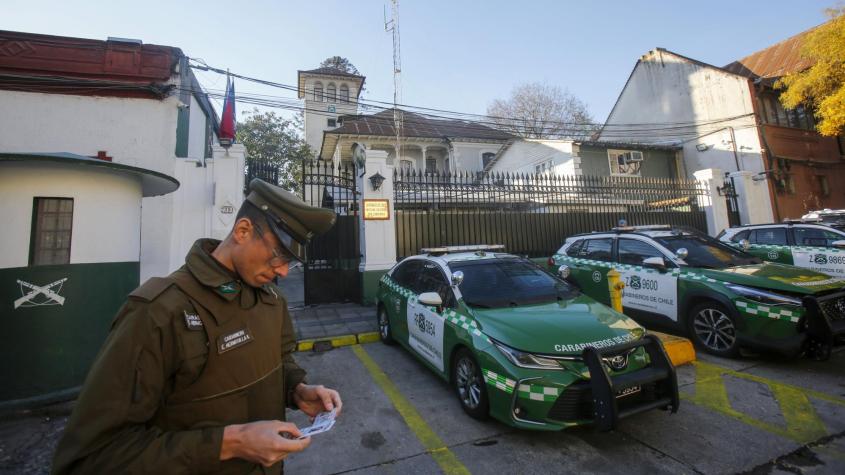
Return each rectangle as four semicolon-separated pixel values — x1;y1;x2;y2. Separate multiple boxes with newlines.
231;218;256;244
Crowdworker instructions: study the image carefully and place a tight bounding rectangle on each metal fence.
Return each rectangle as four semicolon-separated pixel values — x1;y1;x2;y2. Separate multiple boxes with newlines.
245;159;279;192
301;160;361;304
394;169;709;259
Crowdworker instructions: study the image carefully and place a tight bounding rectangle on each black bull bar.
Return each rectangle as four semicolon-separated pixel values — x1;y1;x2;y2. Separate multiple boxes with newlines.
581;334;679;432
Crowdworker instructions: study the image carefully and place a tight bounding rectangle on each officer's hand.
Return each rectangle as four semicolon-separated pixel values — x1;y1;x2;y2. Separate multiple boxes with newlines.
293;383;343;418
220;420;311;467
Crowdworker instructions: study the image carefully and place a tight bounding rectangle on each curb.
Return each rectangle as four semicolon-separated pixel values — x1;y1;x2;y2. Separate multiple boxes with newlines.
296;332;380;352
651;331;696;367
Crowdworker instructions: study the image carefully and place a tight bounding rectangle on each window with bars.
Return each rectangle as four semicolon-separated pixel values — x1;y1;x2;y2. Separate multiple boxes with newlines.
30;197;73;266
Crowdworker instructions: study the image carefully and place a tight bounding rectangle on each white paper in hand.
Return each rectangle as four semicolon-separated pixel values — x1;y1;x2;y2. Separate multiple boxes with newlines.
297;409;338;439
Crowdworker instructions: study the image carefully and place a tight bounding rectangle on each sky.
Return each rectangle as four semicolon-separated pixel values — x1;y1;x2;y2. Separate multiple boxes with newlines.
3;0;838;122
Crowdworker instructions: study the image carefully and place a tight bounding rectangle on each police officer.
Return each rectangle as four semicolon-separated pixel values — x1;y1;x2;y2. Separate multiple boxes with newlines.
52;179;341;474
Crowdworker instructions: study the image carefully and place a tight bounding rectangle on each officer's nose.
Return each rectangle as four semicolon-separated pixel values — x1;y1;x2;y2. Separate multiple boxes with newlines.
273;262;290;279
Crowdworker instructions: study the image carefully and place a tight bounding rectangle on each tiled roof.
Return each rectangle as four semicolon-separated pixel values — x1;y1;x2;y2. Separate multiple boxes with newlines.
329;109;514;141
722;23;822;79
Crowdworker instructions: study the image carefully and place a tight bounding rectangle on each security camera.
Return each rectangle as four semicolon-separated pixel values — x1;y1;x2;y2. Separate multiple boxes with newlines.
176;101;189;109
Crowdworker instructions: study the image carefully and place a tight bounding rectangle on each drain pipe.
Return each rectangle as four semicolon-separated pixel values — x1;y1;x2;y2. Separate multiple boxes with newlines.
728;126;741;171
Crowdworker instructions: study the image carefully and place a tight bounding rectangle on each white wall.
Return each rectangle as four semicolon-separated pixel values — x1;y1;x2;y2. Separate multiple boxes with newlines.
451;142;505;171
0;163;142;269
603;50;765;176
491;139;579;175
0;89;227;281
303;76;361;154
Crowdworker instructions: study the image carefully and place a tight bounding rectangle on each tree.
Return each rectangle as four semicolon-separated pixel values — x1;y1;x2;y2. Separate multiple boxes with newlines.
319;56;362;76
486;82;595;139
776;8;845;136
237;108;313;194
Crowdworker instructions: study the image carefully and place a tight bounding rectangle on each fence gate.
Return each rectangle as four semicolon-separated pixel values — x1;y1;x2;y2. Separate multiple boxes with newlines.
301;160;361;305
723;176;741;227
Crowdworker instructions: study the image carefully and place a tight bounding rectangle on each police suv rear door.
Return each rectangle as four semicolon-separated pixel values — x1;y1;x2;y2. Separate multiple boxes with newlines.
564;236;615;306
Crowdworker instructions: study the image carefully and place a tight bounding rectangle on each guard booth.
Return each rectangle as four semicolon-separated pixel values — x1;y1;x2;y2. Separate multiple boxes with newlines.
301;160;361;304
0;152;178;409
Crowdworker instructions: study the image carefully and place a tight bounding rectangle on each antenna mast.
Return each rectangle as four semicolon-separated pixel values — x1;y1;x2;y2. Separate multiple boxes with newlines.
385;0;402;166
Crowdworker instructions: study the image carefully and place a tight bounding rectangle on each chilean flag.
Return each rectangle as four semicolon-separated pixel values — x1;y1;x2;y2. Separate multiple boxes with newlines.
219;74;236;144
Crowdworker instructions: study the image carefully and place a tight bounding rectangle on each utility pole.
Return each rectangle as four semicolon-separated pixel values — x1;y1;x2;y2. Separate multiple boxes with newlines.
385;0;402;167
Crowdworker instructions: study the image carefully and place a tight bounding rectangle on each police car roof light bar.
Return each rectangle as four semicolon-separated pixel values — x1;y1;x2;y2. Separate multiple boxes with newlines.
782;218;823;224
611;225;672;232
421;244;506;255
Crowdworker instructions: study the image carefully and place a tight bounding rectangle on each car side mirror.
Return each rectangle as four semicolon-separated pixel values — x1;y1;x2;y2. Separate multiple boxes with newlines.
642;256;667;272
739;239;750;251
832;240;845;249
419;292;443;306
451;271;464;287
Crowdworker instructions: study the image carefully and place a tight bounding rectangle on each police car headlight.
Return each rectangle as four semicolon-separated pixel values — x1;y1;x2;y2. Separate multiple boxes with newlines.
725;283;802;306
492;340;563;370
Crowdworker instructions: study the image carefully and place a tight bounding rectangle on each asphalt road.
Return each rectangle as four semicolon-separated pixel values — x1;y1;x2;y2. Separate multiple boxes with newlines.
2;344;843;474
284;344;845;475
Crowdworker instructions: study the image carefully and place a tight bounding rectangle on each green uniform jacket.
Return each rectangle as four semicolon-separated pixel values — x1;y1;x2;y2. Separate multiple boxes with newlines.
52;239;306;474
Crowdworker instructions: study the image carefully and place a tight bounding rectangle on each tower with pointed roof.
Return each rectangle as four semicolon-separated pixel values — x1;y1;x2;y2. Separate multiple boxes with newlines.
297;66;366;156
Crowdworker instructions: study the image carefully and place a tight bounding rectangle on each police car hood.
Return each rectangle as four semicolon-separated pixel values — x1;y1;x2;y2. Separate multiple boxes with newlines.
471;295;645;355
698;263;845;295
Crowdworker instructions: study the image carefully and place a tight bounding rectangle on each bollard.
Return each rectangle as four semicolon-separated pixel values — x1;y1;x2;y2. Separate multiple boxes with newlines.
607;268;625;313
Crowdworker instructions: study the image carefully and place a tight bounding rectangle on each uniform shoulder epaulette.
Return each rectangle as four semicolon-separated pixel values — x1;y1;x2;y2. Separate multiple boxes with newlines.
129;277;176;302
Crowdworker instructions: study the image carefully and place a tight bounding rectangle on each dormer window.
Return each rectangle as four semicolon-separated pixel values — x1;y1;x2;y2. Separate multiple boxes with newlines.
339;84;349;103
313;82;324;102
327;83;337;103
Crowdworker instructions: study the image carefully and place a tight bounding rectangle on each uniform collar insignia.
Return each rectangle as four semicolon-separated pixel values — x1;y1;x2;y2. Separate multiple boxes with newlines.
218;282;239;294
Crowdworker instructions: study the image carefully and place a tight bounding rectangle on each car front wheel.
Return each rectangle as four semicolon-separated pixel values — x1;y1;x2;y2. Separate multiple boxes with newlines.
452;348;489;419
687;301;740;358
377;305;395;345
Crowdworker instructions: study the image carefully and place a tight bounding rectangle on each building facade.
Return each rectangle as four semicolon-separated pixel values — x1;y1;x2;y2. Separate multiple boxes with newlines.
599;24;845;222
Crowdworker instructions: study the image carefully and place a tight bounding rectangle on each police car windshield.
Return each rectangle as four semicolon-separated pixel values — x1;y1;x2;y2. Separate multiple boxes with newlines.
655;234;761;269
451;258;576;308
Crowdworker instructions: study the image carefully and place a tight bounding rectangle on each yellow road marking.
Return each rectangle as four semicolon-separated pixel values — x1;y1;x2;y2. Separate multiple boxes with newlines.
296;332;381;352
684;361;843;443
352;344;471;475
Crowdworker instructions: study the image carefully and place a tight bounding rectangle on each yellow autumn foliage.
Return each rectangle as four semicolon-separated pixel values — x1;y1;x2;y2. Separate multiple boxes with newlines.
776;9;845;136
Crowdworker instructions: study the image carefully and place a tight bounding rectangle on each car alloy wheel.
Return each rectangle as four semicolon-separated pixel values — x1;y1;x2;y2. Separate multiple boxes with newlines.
377;306;395;345
452;349;488;419
690;303;738;357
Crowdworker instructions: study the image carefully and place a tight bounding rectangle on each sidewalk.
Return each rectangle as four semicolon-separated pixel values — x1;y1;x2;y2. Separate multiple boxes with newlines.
278;266;378;344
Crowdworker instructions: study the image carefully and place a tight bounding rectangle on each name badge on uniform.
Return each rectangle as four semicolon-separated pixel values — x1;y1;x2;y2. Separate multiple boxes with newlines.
183;310;203;330
218;327;253;354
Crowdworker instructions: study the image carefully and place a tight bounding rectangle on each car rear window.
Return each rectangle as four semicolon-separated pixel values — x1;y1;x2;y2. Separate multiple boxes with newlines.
451;258;576;308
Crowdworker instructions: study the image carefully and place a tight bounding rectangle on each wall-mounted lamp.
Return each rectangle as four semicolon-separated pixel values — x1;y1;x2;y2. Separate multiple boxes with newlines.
369;172;385;191
695;143;709;152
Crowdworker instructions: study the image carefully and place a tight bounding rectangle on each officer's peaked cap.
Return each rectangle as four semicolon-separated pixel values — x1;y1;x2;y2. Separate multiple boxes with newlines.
244;178;337;262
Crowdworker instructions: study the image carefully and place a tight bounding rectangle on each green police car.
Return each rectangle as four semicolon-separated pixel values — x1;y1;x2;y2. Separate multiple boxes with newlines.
717;221;845;277
552;226;845;359
375;245;679;431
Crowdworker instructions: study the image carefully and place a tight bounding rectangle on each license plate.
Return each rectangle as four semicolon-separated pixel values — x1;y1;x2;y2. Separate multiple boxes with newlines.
616;385;641;398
